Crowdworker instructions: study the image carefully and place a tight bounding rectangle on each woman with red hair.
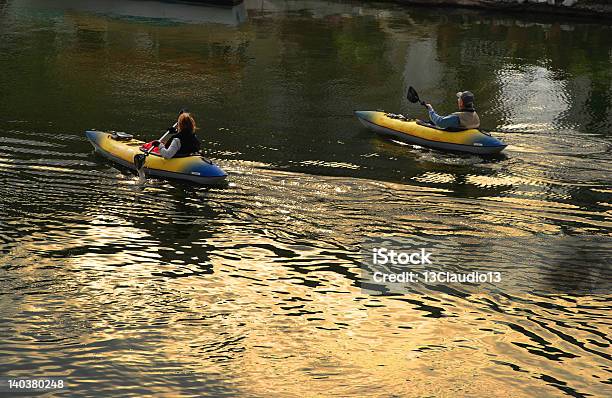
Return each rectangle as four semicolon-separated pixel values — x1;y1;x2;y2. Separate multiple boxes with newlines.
152;112;202;159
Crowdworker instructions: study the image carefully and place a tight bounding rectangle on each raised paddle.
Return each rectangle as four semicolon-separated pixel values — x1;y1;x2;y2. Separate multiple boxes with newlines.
407;86;427;107
134;109;187;171
134;122;177;170
406;86;535;135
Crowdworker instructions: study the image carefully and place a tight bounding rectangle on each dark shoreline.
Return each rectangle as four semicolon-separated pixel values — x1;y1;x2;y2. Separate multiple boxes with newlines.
391;0;612;19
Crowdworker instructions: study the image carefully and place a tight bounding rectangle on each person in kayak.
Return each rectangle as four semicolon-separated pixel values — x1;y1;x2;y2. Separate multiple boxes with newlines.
425;91;480;130
151;112;202;158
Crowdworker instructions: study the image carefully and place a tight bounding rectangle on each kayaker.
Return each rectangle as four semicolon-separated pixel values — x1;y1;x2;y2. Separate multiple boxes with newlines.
151;112;202;158
425;91;480;130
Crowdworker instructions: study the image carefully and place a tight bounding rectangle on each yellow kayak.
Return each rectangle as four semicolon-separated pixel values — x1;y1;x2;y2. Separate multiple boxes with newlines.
355;111;506;155
85;130;227;184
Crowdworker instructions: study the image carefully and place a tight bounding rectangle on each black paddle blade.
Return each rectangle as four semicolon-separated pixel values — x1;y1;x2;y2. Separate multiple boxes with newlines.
134;154;146;170
407;86;420;103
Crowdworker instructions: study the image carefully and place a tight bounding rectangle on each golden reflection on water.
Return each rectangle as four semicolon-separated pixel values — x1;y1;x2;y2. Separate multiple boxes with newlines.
1;1;611;396
48;231;609;398
2;167;607;397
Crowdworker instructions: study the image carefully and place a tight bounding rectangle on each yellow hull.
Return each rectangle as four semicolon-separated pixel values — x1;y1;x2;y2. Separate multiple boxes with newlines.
355;111;506;154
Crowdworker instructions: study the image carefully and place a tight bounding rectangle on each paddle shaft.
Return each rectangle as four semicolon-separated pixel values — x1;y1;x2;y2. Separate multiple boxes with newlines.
150;122;178;154
134;122;178;170
157;122;178;146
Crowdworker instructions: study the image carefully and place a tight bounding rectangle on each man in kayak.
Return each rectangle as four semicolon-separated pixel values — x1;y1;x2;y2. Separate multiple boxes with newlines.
425;91;480;130
150;112;202;158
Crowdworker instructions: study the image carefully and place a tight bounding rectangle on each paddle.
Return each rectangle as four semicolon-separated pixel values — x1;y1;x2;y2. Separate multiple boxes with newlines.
406;86;534;134
134;109;187;171
407;86;427;107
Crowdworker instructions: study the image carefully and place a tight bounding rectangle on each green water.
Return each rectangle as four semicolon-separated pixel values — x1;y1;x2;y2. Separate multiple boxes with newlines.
0;1;610;397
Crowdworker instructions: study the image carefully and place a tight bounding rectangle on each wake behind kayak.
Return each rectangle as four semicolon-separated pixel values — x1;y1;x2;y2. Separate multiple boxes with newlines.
85;130;227;185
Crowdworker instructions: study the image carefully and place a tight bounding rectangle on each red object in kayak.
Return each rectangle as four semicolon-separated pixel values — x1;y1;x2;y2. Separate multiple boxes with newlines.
141;141;161;154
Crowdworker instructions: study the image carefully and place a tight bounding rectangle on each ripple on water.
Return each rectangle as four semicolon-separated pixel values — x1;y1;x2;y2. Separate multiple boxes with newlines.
1;142;610;396
1;6;611;394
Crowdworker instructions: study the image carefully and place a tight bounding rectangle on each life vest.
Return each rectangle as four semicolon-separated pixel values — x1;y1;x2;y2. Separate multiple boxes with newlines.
452;109;480;129
165;129;201;156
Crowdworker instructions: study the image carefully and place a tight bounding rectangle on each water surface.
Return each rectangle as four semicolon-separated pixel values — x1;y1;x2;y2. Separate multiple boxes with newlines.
0;0;610;396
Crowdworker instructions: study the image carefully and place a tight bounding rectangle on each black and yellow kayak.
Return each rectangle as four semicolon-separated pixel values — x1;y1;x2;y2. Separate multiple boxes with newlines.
85;130;227;184
355;110;507;155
